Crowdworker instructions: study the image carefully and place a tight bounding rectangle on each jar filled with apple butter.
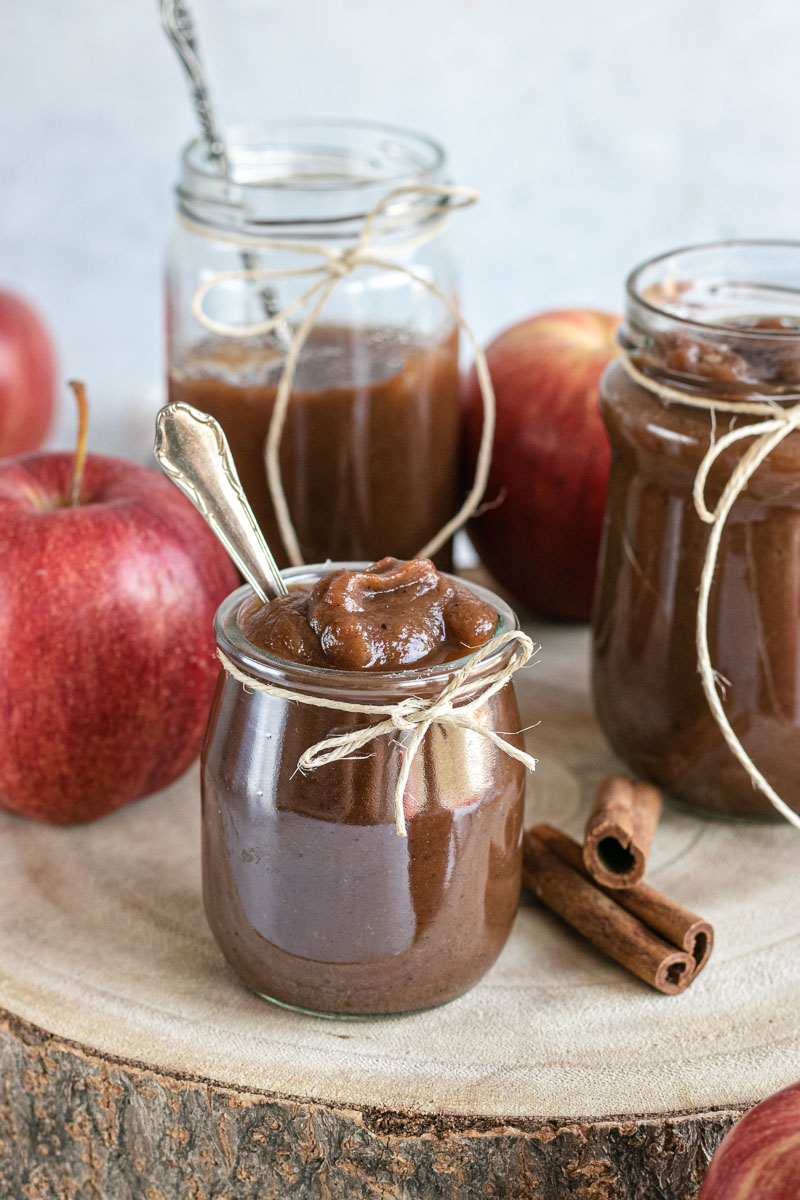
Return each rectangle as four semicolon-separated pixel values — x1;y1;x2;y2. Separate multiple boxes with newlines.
202;560;528;1016
593;241;800;820
166;120;461;568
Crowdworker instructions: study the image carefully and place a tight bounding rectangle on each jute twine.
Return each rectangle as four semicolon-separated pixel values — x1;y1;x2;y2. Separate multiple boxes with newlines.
218;629;537;838
185;183;495;567
618;350;800;830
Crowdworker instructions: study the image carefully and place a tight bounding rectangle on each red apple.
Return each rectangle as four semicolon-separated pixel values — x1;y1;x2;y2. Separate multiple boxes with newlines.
699;1081;800;1199
0;291;56;456
0;395;238;823
463;309;621;621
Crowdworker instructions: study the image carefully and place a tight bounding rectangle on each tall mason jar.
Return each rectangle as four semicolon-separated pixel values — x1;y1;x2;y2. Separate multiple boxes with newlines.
165;119;461;568
593;241;800;820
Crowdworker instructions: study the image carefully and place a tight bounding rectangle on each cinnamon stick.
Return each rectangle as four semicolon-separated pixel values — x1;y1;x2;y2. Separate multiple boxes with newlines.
532;823;714;978
583;776;662;888
522;830;694;994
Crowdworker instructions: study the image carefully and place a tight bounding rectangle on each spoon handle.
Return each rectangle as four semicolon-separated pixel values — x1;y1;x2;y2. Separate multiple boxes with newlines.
159;0;228;170
155;402;288;602
159;0;293;352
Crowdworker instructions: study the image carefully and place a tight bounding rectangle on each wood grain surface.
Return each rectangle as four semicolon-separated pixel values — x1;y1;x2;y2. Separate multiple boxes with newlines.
1;617;798;1198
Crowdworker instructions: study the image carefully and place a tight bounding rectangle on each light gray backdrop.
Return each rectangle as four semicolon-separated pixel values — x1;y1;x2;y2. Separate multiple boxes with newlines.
3;0;799;454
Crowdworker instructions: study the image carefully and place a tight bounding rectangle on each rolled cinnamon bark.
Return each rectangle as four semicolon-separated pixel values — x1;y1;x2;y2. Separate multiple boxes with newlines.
522;831;695;995
533;823;714;978
583;776;662;888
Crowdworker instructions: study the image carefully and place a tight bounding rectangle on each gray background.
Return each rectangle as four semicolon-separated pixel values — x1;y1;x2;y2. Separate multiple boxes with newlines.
3;0;799;455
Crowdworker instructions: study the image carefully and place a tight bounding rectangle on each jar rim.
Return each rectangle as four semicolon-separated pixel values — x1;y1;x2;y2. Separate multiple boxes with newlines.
176;117;448;236
626;239;800;339
214;564;519;694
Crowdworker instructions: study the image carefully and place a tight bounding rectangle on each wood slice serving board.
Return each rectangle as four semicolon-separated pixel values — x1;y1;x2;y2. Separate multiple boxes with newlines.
2;618;799;1200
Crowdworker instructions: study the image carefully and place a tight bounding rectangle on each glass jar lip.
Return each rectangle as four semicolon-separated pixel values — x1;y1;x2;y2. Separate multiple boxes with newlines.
176;117;448;235
214;564;519;691
626;239;800;339
181;117;446;190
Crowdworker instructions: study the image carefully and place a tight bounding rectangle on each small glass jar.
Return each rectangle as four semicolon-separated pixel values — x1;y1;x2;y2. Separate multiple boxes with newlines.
166;119;461;568
202;567;525;1016
593;241;800;820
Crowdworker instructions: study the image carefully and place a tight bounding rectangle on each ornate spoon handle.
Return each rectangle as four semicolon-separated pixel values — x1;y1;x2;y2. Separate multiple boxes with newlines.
159;0;228;169
155;402;288;603
159;0;292;350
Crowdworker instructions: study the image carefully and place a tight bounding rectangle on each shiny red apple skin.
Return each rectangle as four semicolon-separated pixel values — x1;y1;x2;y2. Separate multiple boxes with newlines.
0;292;56;457
0;452;238;823
463;309;620;621
699;1082;800;1199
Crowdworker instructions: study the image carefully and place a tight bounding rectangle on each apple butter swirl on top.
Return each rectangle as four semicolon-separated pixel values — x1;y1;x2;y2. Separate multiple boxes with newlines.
241;557;497;671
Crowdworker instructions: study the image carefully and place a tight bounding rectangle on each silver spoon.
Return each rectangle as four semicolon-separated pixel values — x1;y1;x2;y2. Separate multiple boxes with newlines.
155;401;287;603
160;0;292;352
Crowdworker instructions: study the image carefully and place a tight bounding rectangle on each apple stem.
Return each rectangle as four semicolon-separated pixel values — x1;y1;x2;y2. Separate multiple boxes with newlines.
67;380;90;507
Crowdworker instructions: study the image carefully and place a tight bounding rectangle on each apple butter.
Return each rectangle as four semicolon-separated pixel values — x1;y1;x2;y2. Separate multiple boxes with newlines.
241;557;497;670
202;564;525;1015
168;326;460;568
593;241;800;820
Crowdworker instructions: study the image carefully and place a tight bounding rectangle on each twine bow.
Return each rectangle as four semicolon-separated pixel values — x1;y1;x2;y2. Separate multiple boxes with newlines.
218;628;537;837
620;351;800;830
185;183;496;566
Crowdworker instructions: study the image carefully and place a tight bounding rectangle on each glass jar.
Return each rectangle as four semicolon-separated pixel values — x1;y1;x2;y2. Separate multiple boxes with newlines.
166;119;461;569
593;241;800;820
202;567;525;1016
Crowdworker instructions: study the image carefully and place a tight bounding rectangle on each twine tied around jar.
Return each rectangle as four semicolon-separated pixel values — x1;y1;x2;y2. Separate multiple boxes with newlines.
184;183;495;567
217;628;537;838
618;349;800;831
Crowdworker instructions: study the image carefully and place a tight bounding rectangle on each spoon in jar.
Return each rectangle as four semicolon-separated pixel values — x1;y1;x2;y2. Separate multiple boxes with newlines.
155;401;288;603
159;0;292;352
